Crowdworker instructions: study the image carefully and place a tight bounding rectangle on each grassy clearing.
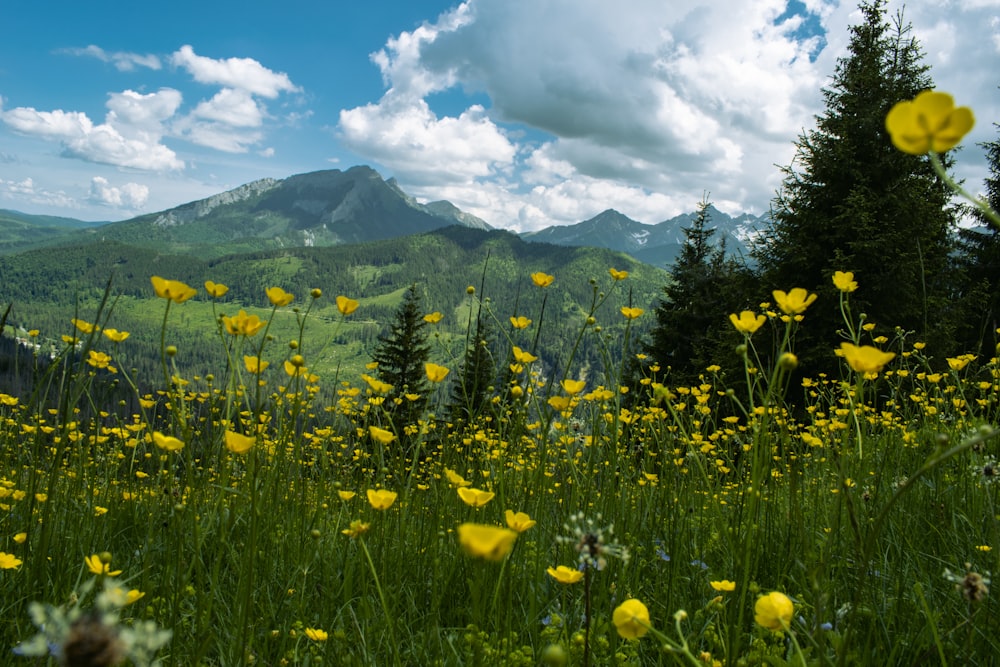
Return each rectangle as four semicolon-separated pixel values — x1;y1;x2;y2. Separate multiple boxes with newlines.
0;272;998;666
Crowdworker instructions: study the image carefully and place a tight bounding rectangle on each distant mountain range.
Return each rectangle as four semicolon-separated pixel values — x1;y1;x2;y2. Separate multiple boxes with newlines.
0;166;765;265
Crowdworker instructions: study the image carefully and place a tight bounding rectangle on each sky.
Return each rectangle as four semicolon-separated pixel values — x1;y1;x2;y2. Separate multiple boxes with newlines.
1;0;998;232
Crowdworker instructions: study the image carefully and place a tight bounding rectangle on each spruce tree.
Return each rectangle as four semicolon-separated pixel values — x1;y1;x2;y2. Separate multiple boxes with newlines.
370;283;431;435
448;314;496;425
755;0;959;368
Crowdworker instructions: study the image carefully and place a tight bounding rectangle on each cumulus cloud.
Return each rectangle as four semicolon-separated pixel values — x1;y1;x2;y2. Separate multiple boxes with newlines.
1;89;183;171
60;45;161;71
0;177;77;209
340;0;1000;230
89;176;149;209
170;45;300;98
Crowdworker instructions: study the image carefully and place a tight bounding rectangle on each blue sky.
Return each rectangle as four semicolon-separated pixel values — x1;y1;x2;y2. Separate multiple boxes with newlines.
1;0;998;231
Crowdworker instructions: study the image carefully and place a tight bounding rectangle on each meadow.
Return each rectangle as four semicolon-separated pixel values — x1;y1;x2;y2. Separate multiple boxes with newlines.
0;264;997;667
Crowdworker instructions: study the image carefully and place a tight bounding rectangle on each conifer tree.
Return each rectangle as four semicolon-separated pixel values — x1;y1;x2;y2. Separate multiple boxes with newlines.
448;314;496;425
370;283;431;435
755;0;959;368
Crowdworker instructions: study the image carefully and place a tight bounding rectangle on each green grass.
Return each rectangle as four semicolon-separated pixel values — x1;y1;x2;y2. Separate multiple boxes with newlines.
0;273;998;667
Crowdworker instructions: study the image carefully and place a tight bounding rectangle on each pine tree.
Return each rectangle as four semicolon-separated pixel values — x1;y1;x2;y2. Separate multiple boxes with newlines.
370;283;431;436
955;124;1000;355
644;197;749;385
448;314;496;425
755;0;959;368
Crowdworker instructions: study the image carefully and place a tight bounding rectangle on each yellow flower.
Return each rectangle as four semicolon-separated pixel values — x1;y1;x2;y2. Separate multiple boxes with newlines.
509;316;532;329
505;510;536;533
839;342;896;374
946;354;975;371
336;295;359;315
0;552;23;569
772;288;817;315
102;328;130;343
457;487;495;507
244;355;269;374
223;310;267;337
512;346;538;364
152;431;184;452
224;430;255;455
305;628;329;642
547;565;584;584
445;468;472;487
338;490;357;501
612;599;651;640
531;272;554;288
547;395;572;411
885;91;974;155
266;286;294;307
87;350;112;369
125;589;146;606
457;523;518;561
368;425;396;444
710;580;736;592
13;532;27;544
754;591;794;631
832;271;858;293
609;268;629;281
85;553;122;577
367;488;398;510
151;276;196;303
620;307;644;320
341;519;370;538
729;311;766;335
284;359;308;377
561;379;586;395
424;311;443;324
362;374;393;394
72;318;98;334
425;362;450;383
204;280;229;298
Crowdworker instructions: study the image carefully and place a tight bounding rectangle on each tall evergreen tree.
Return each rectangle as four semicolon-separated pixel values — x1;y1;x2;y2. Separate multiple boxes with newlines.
955;123;1000;355
448;314;497;425
370;283;431;435
643;197;750;385
755;0;959;368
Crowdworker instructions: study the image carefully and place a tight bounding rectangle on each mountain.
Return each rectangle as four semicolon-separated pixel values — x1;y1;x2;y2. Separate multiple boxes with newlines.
10;166;491;260
0;209;107;252
522;206;765;267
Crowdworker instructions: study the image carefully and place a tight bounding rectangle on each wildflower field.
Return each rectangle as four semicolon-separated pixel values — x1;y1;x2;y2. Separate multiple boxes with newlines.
1;88;1000;666
1;259;998;666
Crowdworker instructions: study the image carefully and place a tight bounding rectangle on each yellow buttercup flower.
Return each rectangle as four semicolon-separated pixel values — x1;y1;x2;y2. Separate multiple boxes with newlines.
832;271;858;293
244;355;269;374
266;286;294;307
336;295;359;315
223;310;267;337
445;468;472;488
368;425;396;444
367;488;398;510
512;346;537;364
609;268;629;281
885;91;974;155
341;519;370;538
204;280;229;298
839;342;896;374
457;523;518;561
425;362;450;383
710;580;736;592
457;487;495;508
620;307;644;320
510;316;532;329
72;318;98;334
612;599;651;639
102;328;130;343
338;490;357;501
0;552;23;569
772;288;817;315
85;553;123;577
754;591;794;631
305;628;329;642
729;311;766;335
946;354;975;371
547;395;572;411
152;431;184;452
362;374;393;394
224;430;255;455
151;276;196;303
424;311;443;324
561;379;586;395
505;510;536;533
547;565;584;584
531;272;554;288
125;589;146;606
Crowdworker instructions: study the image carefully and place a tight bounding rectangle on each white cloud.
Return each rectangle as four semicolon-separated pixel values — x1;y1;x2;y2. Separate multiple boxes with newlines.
1;89;183;171
340;0;1000;230
61;45;161;71
0;177;77;209
170;45;300;98
89;176;149;209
